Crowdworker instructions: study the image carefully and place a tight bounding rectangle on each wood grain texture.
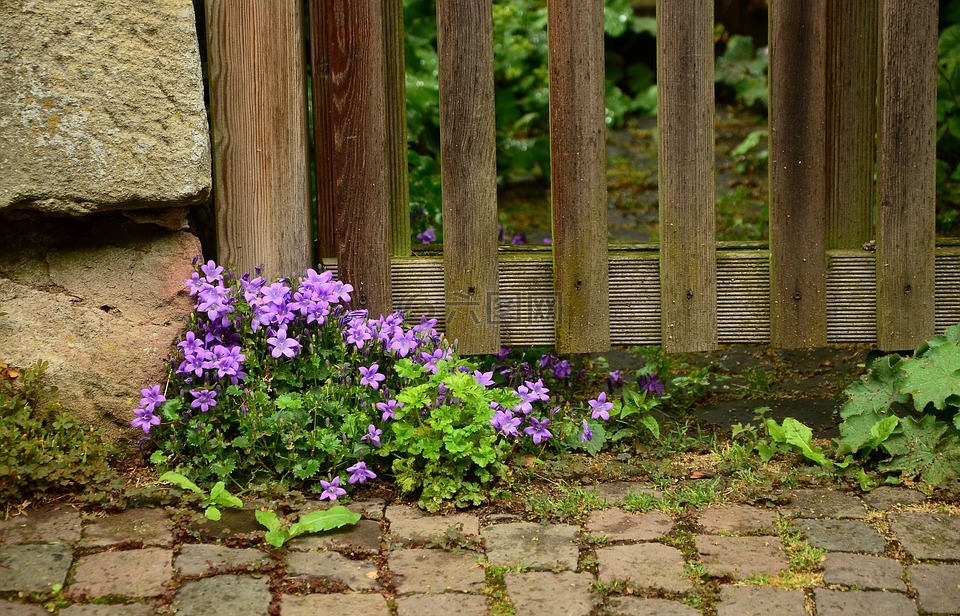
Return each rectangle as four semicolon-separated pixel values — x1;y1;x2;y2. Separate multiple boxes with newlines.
382;0;411;257
768;0;828;348
657;0;717;352
877;0;937;349
826;0;877;249
321;0;392;314
308;0;336;258
548;0;610;354
436;0;500;353
206;0;311;278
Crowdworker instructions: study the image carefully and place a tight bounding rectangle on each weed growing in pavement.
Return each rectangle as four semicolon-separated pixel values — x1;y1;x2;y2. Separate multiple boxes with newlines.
622;479;723;514
525;484;606;522
158;471;242;520
775;517;825;573
255;506;360;548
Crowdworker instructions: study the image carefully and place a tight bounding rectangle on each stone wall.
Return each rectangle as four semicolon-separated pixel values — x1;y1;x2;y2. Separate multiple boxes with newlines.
0;0;211;444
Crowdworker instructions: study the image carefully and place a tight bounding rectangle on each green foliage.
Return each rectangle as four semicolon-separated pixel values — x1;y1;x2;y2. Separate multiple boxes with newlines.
0;360;112;506
621;479;722;514
255;506;361;548
714;34;769;111
525;485;606;522
158;471;242;520
936;3;960;233
763;417;830;467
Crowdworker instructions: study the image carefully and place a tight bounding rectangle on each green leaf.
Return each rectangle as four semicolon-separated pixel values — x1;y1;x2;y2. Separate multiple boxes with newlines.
204;505;221;521
901;342;960;411
395;359;424;380
756;442;779;462
836;413;899;457
640;414;660;439
159;471;203;494
264;529;289;548
880;415;960;486
765;418;829;467
287;506;361;539
839;355;909;419
254;508;283;533
581;423;607;456
857;468;878;492
149;450;166;465
208;482;242;509
293;459;321;480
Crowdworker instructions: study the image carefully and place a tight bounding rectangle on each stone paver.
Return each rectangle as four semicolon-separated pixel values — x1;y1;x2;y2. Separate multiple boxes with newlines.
288;519;382;553
387;505;480;544
909;564;960;614
70;548;172;598
389;548;485;594
814;588;917;616
504;571;594;615
586;508;672;542
0;506;82;545
59;605;155;616
695;535;788;579
596;543;692;593
188;508;264;540
0;601;47;615
861;486;926;510
787;489;867;519
797;518;886;553
482;522;579;571
79;508;173;548
588;481;662;505
173;575;271;616
716;585;806;616
889;512;960;560
605;597;700;616
698;504;778;535
286;551;380;590
822;553;906;591
0;543;72;592
281;593;391;616
175;544;271;576
395;593;488;616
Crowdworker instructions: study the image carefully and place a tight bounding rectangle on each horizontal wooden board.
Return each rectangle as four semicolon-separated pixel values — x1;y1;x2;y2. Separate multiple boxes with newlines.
321;246;960;348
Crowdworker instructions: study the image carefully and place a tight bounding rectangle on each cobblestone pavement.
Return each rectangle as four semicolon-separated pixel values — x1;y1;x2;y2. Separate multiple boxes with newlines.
1;485;958;614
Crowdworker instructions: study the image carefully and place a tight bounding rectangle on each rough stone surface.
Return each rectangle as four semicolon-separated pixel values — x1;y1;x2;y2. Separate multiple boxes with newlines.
80;508;173;548
70;548;172;598
0;543;72;592
822;553;906;591
395;593;488;616
0;601;47;615
174;544;270;577
596;543;692;593
889;512;960;560
909;564;960;614
0;222;201;443
861;486;927;510
286;551;380;590
173;575;271;616
59;605;155;616
187;507;265;540
288;519;382;554
504;571;595;615
586;508;673;542
695;536;789;579
698;504;778;534
389;548;485;594
716;586;807;616
605;597;701;616
281;593;391;616
814;588;917;616
787;488;867;519
482;522;579;571
386;505;479;544
0;0;210;215
797;519;886;553
0;506;81;545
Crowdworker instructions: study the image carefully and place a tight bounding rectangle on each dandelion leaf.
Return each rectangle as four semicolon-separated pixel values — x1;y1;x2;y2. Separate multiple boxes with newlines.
901;342;960;411
836;413;899;457
840;355;909;419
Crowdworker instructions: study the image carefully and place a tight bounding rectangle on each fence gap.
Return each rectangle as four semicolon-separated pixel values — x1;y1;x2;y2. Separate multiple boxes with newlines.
206;0;312;278
657;0;717;353
437;0;500;353
382;0;411;258
876;0;937;349
826;1;877;250
768;0;828;348
313;0;392;315
548;0;610;354
308;0;336;259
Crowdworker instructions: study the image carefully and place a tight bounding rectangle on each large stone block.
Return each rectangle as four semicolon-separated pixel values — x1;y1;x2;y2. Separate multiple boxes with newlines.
0;217;199;444
0;0;210;216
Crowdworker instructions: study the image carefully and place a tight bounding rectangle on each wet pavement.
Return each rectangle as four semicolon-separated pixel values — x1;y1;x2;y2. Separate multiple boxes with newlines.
1;485;958;614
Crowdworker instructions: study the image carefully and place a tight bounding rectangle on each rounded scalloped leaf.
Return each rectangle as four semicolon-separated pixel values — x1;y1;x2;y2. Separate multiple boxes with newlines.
901;341;960;411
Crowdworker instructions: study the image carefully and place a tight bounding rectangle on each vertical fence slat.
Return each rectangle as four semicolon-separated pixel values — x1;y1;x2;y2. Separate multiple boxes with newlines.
826;0;877;249
206;0;311;278
548;0;609;354
383;0;411;257
308;1;336;259
657;0;717;352
876;0;937;349
437;0;500;353
768;0;828;348
320;0;391;315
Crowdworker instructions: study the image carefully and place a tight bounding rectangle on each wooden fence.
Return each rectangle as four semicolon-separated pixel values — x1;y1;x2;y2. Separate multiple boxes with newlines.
204;0;958;354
